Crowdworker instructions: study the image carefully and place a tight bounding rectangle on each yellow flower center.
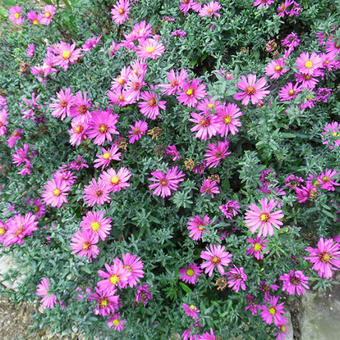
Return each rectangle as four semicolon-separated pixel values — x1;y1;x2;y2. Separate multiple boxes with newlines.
288;89;295;96
53;189;61;196
189;305;196;310
305;60;313;68
275;65;282;72
34;205;40;212
110;275;120;285
321;252;331;263
148;98;156;107
82;242;90;250
186;88;193;96
112;319;120;326
45;12;51;18
118;77;125;85
280;325;287;333
224;115;232;124
198;225;205;231
14;13;20;19
245;86;256;95
160;179;168;186
207;103;215;109
99;124;108;133
100;298;108;307
254;243;262;252
146;46;155;53
111;176;120;185
119;8;125;14
260;213;270;222
269;307;276;315
74;125;83;134
0;227;6;235
33;19;39;25
62;50;71;59
124;265;132;271
103;152;111;160
322;176;330;183
186;269;194;276
211;256;221;264
91;222;101;231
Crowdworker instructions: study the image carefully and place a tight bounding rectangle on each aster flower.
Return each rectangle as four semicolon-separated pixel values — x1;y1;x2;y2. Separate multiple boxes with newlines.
89;286;119;316
70;229;99;262
42;177;70;208
295;72;319;90
177;78;207;108
30;198;46;218
284;174;304;190
282;32;300;51
0;109;8;136
179;264;202;284
8;129;23;148
316;169;339;191
121;253;144;288
278;82;301;102
295;179;318;203
260;296;286;326
296;52;322;75
189;113;219;140
53;42;83;71
137;38;165;60
219;200;240;219
234;74;270;105
165;145;181;161
277;0;293;17
253;0;274;8
187;215;210;241
199;1;221;17
68;119;89;146
200;244;232;277
148;166;185;198
138;91;166;120
322;122;340;149
88;110;119;145
111;0;130;25
27;11;42;25
36;278;57;309
274;318;290;340
125;21;152;42
49;88;73;120
98;258;131;292
244;198;284;237
265;58;289;79
40;5;56;25
246;236;269;260
159;69;188;95
82;35;102;52
200;178;220;198
80;210;112;242
100;167;132;193
179;0;199;13
182;304;200;319
279;270;309;296
108;313;126;331
305;238;340;279
69;155;88;171
69;91;92;121
325;37;340;55
136;284;152;306
83;178;111;207
0;221;8;244
9;6;25;25
94;145;121;169
172;30;187;38
226;266;247;292
204;141;231;168
216;103;243;137
26;43;35;57
315;88;332;103
128;120;148;144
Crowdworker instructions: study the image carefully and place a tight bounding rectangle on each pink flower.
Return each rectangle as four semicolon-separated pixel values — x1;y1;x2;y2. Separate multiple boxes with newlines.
279;270;309;296
182;304;200;319
200;244;232;277
296;52;322;75
159;69;188;95
9;6;25;25
165;145;181;161
70;229;99;261
179;264;202;284
69;119;89;146
322;122;340;149
122;253;144;288
199;1;221;17
125;20;152;42
42;177;70;208
111;0;130;25
197;328;216;340
246;237;269;260
36;278;57;309
244;198;284;237
316;169;339;191
275;318;290;340
219;200;240;219
325;37;340;54
88;110;119;145
200;178;220;198
83;178;111;207
8;129;23;148
49;88;73;120
26;43;35;57
40;5;56;25
278;82;301;101
136;284;152;306
172;30;186;38
305;238;340;279
138;91;166;120
82;35;102;52
69;91;92;121
27;11;42;25
94;145;121;169
137;38;165;60
260;296;286;326
265;58;289;79
100;167;132;193
53;42;83;71
253;0;274;9
234;74;270;105
204;141;231;168
128;120;148;143
108;313;126;331
187;215;210;241
189;113;219;140
80;210;112;242
295;72;319;90
98;258;131;292
277;0;293;17
295;180;318;203
177;78;207;108
179;0;200;13
0;109;8;136
226;266;247;292
89;286;119;316
216;103;243;137
148;166;185;198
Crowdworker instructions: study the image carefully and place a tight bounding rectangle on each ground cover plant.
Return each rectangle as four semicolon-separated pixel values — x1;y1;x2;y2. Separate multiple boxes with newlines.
0;0;339;339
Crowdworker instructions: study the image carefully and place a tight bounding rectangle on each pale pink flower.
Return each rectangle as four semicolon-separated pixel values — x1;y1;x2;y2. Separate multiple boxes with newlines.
182;304;200;319
36;278;57;309
219;200;240;219
40;5;56;25
89;286;119;316
122;253;144;288
53;42;83;71
9;6;25;25
27;11;42;25
137;38;165;60
216;103;243;137
69;91;92;121
100;167;132;193
226;266;247;292
200;244;232;277
82;35;102;52
94;145;121;169
260;296;286;326
68;119;89;146
200;179;220;198
316;169;339;191
42;177;70;208
108;313;126;331
296;52;322;75
199;1;221;17
246;236;269;260
265;58;289;79
111;0;130;25
278;82;301;101
128;120;148;143
0;109;9;136
138;91;166;120
159;69;188;95
253;0;274;9
177;78;207;107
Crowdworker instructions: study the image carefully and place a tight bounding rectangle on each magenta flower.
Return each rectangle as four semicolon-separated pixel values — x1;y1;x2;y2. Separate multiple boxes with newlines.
42;177;70;208
246;236;269;260
226;266;247;292
0;109;8;136
108;313;126;331
199;1;221;17
200;178;220;198
49;88;73;120
182;304;200;319
26;43;35;57
204;141;231;168
138;91;166;120
265;58;289;79
219;200;240;220
234;74;270;105
189;113;219;140
136;284;152;306
179;263;202;284
322;121;340;149
253;0;274;8
165;145;181;161
36;278;57;309
82;35;102;52
305;238;340;279
245;294;260;315
159;69;188;95
69;91;92;120
177;78;207;108
295;180;318;203
68;119;89;146
128;120;148;144
260;296;286;326
100;167;132;193
111;0;130;25
9;6;25;25
296;52;322;75
70;229;99;261
278;82;301;101
83;178;111;207
80;210;112;242
89;286;119;316
316;169;339;191
244;198;284;237
94;145;121;169
279;270;309;296
53;42;83;71
284;174;304;191
122;253;144;288
187;215;210;241
137;38;165;60
149;166;185;198
200;244;232;277
216;103;243;137
40;5;56;25
7;129;23;148
275;318;290;340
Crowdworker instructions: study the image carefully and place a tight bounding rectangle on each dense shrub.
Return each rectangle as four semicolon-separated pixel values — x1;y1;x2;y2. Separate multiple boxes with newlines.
0;0;339;339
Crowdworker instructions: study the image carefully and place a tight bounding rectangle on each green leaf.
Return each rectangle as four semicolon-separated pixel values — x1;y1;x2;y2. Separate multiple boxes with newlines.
179;282;192;294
